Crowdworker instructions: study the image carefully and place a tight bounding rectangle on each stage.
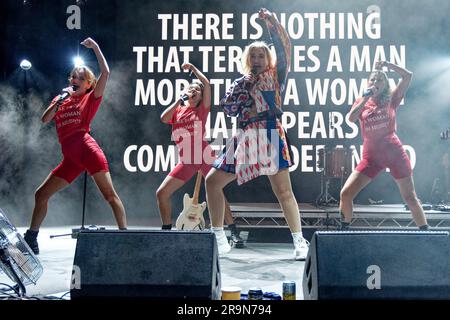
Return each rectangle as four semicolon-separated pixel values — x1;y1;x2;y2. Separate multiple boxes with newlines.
0;226;305;301
1;202;449;301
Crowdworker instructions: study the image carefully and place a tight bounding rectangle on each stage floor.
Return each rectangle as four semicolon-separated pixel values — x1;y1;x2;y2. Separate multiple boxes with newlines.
0;227;305;300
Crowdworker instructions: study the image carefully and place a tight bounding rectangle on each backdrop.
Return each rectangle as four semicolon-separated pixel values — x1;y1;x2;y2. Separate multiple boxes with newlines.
1;0;450;227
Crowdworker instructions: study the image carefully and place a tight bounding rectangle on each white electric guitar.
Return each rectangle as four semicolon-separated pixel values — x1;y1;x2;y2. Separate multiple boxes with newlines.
175;171;206;230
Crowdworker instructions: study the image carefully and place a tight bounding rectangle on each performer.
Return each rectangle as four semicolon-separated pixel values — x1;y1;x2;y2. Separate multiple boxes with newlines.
205;8;309;260
24;38;127;254
156;63;245;247
339;60;429;230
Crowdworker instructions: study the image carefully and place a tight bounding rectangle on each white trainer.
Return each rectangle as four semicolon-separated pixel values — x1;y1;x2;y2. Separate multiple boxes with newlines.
293;237;309;261
215;232;231;255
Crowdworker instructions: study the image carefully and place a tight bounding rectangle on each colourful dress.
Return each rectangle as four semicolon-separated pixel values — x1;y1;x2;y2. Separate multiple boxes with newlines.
213;18;294;185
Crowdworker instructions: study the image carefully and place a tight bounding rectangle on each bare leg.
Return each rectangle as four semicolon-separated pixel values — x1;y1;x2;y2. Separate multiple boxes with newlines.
339;171;372;222
205;168;235;227
395;176;428;227
156;175;186;225
223;198;234;225
92;171;127;229
267;169;300;232
30;173;69;231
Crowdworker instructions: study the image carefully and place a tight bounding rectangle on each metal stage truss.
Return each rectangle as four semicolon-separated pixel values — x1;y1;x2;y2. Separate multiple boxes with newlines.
230;203;450;230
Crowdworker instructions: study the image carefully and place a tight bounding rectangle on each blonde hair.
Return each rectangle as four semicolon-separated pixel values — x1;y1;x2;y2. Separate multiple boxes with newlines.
241;41;275;75
69;66;97;91
369;70;392;104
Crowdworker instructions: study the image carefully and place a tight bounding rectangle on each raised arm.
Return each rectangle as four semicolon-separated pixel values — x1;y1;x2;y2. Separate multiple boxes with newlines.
182;63;211;109
259;8;291;88
81;38;110;98
376;60;412;104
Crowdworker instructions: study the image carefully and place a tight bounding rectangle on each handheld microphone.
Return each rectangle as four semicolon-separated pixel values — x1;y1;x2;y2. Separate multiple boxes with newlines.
55;85;78;112
58;85;78;101
180;93;189;105
362;88;374;97
244;66;258;91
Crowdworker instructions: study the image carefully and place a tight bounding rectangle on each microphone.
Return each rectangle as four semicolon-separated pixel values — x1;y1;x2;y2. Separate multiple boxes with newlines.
54;85;78;112
180;93;189;105
58;85;78;102
243;66;258;91
362;88;374;97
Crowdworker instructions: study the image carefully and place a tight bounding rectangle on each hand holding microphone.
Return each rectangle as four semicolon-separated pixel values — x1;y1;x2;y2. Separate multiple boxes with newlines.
180;92;189;105
243;66;258;90
58;85;77;101
54;85;78;112
363;86;377;98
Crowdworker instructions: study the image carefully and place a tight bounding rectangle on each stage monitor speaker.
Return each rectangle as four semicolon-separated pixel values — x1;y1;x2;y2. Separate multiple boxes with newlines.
303;231;450;299
70;230;221;299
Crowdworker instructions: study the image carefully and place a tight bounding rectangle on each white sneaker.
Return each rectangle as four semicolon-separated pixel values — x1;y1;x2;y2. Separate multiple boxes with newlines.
293;237;309;261
215;232;231;256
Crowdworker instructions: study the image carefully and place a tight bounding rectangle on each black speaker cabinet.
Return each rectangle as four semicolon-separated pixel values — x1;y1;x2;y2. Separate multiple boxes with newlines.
70;230;221;299
303;231;450;299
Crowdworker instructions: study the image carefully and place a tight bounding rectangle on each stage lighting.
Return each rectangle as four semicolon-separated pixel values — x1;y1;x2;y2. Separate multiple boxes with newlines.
19;59;32;70
73;56;85;68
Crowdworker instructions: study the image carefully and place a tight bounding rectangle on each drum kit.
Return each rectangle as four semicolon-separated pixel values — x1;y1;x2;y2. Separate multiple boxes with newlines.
315;146;353;206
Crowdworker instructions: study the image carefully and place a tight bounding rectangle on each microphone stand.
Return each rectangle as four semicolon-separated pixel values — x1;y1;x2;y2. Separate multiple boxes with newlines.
50;171;90;239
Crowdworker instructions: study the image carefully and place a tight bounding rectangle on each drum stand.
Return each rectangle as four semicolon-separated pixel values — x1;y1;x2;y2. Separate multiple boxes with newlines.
315;172;338;206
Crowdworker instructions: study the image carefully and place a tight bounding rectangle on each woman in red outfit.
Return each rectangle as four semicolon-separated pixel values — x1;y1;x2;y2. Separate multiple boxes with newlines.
156;63;244;246
24;38;127;254
339;60;428;230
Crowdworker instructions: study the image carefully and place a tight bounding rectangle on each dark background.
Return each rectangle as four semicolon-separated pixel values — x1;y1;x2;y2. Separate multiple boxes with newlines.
1;0;450;228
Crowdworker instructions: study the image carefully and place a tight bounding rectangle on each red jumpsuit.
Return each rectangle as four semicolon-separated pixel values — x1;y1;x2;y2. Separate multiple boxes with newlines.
168;101;214;182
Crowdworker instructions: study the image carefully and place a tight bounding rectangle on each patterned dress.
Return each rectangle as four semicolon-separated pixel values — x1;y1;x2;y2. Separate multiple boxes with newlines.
213;18;294;185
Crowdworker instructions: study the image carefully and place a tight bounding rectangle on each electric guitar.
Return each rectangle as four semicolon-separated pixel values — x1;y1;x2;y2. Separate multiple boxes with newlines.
175;171;206;230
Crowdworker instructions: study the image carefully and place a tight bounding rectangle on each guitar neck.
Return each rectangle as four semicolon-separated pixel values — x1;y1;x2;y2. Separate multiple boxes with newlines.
192;171;203;205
